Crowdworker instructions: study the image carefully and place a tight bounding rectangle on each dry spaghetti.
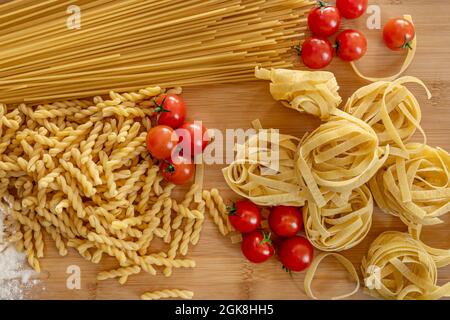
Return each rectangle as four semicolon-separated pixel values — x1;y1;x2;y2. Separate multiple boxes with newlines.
0;0;313;103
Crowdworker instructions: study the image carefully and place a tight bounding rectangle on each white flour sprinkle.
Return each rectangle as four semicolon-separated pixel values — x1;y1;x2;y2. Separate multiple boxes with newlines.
0;208;38;300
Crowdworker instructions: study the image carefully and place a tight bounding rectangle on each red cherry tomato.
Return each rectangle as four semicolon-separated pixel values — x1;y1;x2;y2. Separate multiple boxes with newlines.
228;200;262;233
176;122;209;158
336;0;368;19
299;37;333;69
335;29;367;61
383;18;415;51
308;2;341;37
160;155;195;185
278;236;314;272
153;94;187;129
269;206;303;238
146;125;178;160
241;231;275;264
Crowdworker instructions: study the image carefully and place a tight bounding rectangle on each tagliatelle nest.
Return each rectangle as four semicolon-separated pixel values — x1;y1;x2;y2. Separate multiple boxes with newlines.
369;143;450;228
295;111;389;208
362;231;450;300
303;185;373;252
222;130;306;207
255;67;342;121
344;76;431;156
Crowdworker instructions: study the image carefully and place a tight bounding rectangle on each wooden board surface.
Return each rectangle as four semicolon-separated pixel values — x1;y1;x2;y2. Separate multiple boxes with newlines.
5;0;449;300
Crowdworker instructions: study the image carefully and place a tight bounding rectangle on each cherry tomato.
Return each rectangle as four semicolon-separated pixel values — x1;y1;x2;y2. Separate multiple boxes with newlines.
308;2;341;37
383;18;415;51
241;231;275;264
153;94;187;129
278;236;314;272
176;122;209;158
335;29;367;61
299;37;333;69
227;200;262;233
336;0;368;19
160;155;195;185
269;206;303;238
146;125;178;160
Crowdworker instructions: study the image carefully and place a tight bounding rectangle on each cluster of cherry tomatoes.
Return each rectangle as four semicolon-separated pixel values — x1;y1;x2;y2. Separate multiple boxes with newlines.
146;94;209;185
299;0;368;69
299;0;416;70
228;200;314;272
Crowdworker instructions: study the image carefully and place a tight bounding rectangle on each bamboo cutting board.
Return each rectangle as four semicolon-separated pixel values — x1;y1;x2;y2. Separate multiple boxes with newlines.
3;0;449;300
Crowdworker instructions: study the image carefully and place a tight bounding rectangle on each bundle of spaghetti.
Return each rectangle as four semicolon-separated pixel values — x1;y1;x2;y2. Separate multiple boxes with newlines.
255;67;342;120
303;185;373;252
344;76;431;156
0;84;214;288
361;231;450;300
0;0;314;103
222;128;306;207
295;111;389;209
369;143;450;229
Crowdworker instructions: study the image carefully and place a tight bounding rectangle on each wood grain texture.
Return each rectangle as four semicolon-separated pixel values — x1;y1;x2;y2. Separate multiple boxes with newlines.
2;0;449;300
